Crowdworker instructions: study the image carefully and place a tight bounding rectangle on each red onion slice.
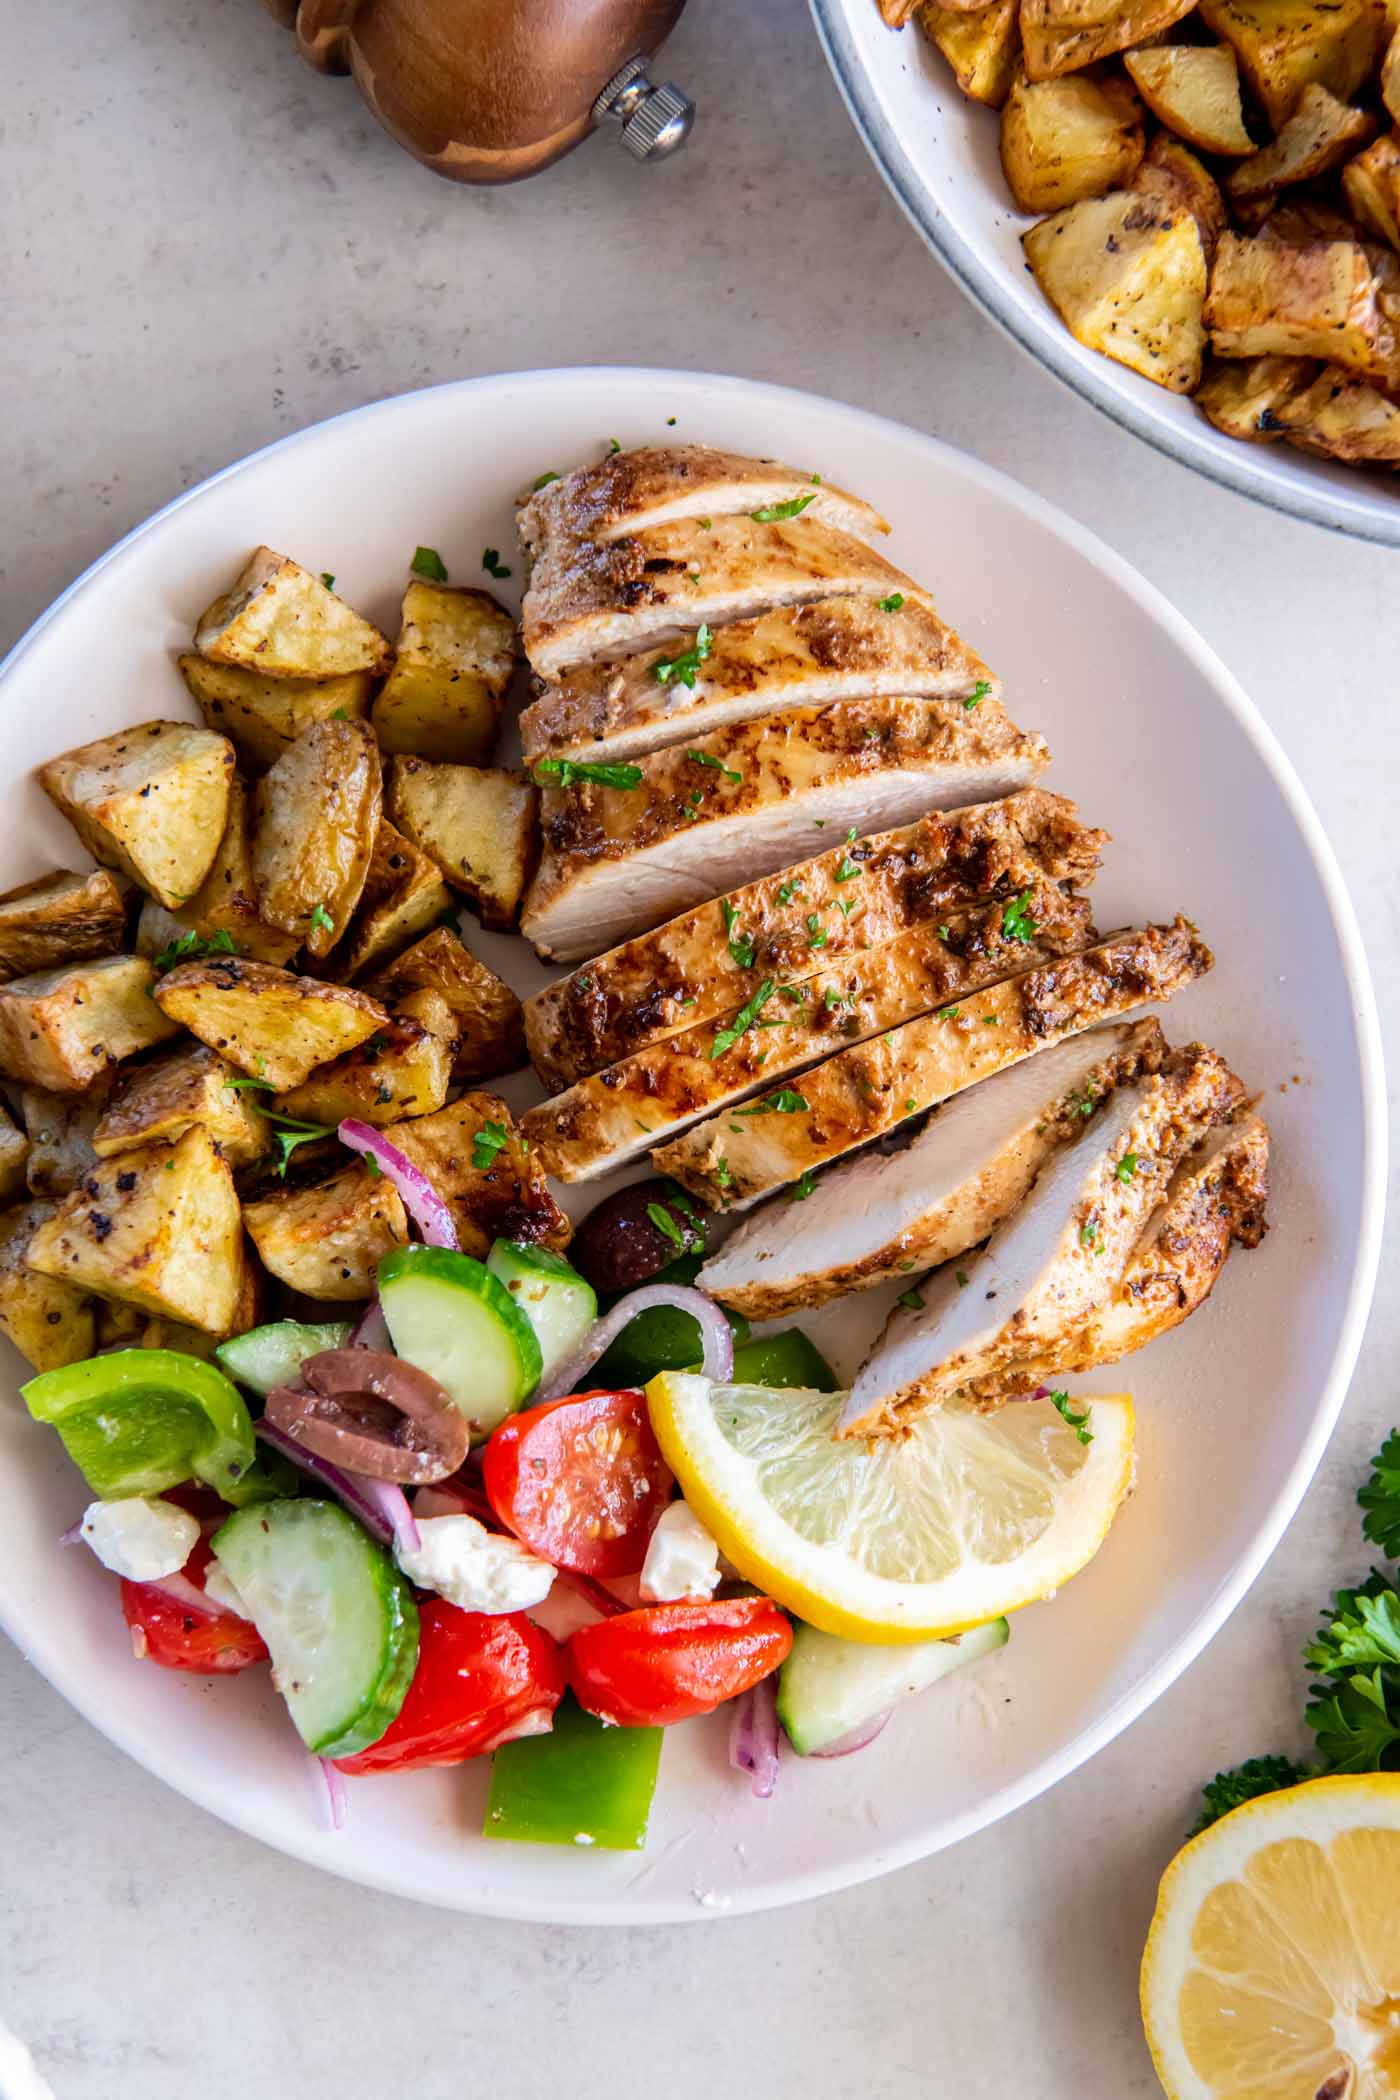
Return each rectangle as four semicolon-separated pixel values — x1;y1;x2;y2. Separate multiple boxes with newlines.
256;1419;420;1556
311;1752;347;1832
338;1119;459;1251
349;1297;392;1352
728;1677;781;1798
135;1571;222;1620
536;1283;734;1402
808;1711;890;1758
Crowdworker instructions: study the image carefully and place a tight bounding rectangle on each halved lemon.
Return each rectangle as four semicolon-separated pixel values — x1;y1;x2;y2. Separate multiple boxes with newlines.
1141;1775;1400;2100
644;1374;1134;1642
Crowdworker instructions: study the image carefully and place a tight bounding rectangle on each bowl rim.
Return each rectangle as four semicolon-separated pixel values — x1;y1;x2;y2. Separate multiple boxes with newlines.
0;366;1387;1920
810;0;1400;552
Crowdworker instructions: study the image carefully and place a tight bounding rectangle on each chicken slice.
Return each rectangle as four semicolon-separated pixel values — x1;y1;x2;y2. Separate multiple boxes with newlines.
839;1043;1245;1435
521;881;1098;1183
519;594;996;766
517;445;888;560
521;515;928;679
653;919;1214;1209
521;694;1050;962
524;789;1107;1092
697;1019;1164;1320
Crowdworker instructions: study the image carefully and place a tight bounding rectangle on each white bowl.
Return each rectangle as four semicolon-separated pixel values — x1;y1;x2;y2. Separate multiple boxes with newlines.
812;0;1400;548
0;368;1384;1922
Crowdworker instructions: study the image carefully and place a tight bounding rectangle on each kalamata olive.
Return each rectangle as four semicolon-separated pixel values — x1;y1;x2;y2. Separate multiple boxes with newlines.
264;1349;469;1484
569;1179;706;1296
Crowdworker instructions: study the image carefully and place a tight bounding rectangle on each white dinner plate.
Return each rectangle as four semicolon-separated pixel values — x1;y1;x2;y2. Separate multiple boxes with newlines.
0;369;1383;1923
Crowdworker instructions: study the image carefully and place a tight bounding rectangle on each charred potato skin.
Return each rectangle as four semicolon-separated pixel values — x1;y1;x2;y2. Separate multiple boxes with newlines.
1199;0;1386;127
92;1042;270;1168
1342;129;1400;247
0;1199;97;1372
1022;0;1198;80
271;1005;454;1129
1226;82;1377;201
1274;360;1400;458
385;756;540;932
241;1164;409;1300
18;1078;113;1198
1000;69;1145;211
153;957;389;1091
1204;230;1398;376
251;719;383;958
0;869;129;984
333;820;453;981
178;653;374;775
194;547;392;679
38;721;236;910
0;955;180;1092
1196;351;1321;436
363;925;526;1085
371;582;516;766
917;0;1022;102
382;1093;570;1259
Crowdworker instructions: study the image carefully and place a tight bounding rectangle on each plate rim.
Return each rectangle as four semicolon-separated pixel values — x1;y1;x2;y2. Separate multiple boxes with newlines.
0;366;1386;1924
808;0;1400;553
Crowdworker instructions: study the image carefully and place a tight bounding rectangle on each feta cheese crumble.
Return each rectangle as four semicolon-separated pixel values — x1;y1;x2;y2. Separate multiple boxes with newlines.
80;1496;199;1582
640;1500;721;1603
395;1514;555;1614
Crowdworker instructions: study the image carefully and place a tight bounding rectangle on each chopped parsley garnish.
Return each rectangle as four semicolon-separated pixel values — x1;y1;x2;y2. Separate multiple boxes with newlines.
955;1269;970;1287
824;986;852;1010
806;914;827;950
877;592;904;613
750;494;816;523
1079;1220;1103;1252
811;474;823;484
937;1005;960;1022
152;927;238;972
332;708;349;721
532;757;643;790
1001;890;1037;943
710;979;775;1059
320;572;336;591
714;1157;734;1191
780;984;806;1003
937;924;950;943
666;417;677;427
963;679;991;712
897;1287;925;1311
532;471;561;490
1069;1086;1098;1118
698;517;712;530
1049;1391;1093;1444
412;545;448;582
652;624;714;688
903;1098;918;1114
982;1014;998;1026
608;438;621;453
481;547;512;579
688;747;741;782
735;1089;809;1117
834;854;861;882
722;900;755;970
470;1120;512;1172
646;1201;702;1257
308;903;336;935
789;1170;816;1202
1116;1153;1139;1183
776;880;804;906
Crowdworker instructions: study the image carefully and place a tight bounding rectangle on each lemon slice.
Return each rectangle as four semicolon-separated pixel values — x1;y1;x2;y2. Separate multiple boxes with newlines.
645;1374;1134;1642
1141;1775;1400;2100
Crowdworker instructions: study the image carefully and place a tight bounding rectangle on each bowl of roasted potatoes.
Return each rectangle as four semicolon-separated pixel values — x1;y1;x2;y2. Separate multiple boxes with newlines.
813;0;1400;543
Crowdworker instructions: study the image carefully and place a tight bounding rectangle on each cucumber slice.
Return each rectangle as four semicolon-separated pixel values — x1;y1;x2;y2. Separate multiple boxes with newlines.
212;1499;418;1757
216;1321;353;1398
378;1244;543;1441
486;1241;597;1383
777;1615;1009;1756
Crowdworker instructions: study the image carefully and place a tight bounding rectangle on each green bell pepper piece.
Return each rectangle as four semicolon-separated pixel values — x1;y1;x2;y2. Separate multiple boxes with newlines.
591;1254;749;1388
484;1695;663;1851
221;1447;301;1506
728;1328;839;1392
22;1348;257;1502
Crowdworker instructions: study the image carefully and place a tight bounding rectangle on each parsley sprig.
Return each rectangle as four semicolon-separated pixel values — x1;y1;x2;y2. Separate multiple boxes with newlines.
533;757;644;791
710;980;775;1060
653;625;714;688
152;927;238;972
471;1120;512;1172
750;494;815;523
1001;890;1037;944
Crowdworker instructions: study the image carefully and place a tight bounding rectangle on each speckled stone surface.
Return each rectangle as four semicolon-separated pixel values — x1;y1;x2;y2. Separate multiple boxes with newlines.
2;3;1396;2094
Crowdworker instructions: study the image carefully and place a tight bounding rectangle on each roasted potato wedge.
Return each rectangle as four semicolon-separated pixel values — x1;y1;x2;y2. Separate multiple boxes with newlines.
25;1124;245;1334
134;777;300;969
1000;69;1144;209
1022;0;1198;80
178;653;374;775
0;955;179;1092
1134;134;1228;263
1274;359;1400;456
92;1042;269;1168
154;958;388;1091
1205;231;1398;379
1199;0;1386;128
1196;351;1320;434
1342;129;1400;246
0;1101;29;1203
272;1000;454;1129
363;925;525;1085
1227;83;1377;200
1124;45;1255;154
919;0;1022;98
385;757;538;931
334;820;452;980
0;869;129;984
39;721;235;909
383;1093;571;1259
242;1164;408;1300
1384;24;1400;114
250;719;382;958
18;1077;114;1197
1024;187;1208;389
878;0;921;21
0;1200;97;1371
371;583;515;765
194;548;392;679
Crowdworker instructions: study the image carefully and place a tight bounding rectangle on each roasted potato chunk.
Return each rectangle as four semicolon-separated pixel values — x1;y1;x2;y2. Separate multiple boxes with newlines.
1205;231;1398;379
0;955;179;1092
272;1001;454;1128
25;1124;245;1334
251;719;382;957
918;0;1022;101
242;1164;408;1300
1199;0;1386;127
382;1094;570;1259
178;653;373;774
0;1200;97;1371
154;957;388;1091
1022;0;1198;79
92;1042;269;1168
0;1101;29;1203
334;820;452;980
364;925;524;1084
878;0;921;19
1227;83;1377;200
1001;69;1143;208
39;721;235;909
134;776;300;970
1024;187;1208;389
1274;360;1400;457
1196;351;1320;435
371;583;515;765
194;548;392;679
18;1077;114;1197
1135;135;1228;263
1342;129;1400;247
385;757;538;931
0;869;129;984
1124;45;1256;154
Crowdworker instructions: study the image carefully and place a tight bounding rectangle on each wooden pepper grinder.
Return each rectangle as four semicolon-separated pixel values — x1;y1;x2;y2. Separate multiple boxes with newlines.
261;0;694;184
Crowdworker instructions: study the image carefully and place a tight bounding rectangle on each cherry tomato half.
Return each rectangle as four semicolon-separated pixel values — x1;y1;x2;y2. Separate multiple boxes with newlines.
482;1388;673;1578
120;1533;268;1676
334;1600;566;1775
566;1597;792;1728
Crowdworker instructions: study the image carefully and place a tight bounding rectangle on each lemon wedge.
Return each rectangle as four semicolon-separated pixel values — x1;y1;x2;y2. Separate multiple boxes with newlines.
1141;1774;1400;2100
644;1374;1134;1642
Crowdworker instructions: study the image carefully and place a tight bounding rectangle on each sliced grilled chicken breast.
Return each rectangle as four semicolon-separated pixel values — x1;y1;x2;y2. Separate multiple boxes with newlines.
521;515;928;679
521;881;1097;1183
697;1019;1165;1320
521;695;1050;961
524;789;1107;1092
517;445;888;561
519;595;996;765
839;1043;1243;1435
653;919;1214;1209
